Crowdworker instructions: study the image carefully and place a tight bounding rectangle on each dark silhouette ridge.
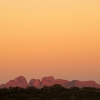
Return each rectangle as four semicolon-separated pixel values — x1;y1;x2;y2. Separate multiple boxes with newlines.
0;76;100;88
1;85;100;100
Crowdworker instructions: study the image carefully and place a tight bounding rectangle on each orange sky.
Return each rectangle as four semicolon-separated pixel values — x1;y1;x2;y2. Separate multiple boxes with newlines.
0;0;100;84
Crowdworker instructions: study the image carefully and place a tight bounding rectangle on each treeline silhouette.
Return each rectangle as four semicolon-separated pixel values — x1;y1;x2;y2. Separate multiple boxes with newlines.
0;84;100;100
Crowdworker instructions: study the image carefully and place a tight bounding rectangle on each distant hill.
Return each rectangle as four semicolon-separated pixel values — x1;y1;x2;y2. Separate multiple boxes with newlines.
0;76;100;88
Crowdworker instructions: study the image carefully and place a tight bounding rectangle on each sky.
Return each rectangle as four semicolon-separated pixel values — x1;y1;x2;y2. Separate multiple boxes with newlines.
0;0;100;84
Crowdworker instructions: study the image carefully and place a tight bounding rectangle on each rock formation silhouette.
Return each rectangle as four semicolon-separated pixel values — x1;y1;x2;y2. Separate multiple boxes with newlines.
0;76;100;88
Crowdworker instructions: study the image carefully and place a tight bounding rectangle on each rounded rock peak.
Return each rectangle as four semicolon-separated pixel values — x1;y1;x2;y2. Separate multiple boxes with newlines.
83;80;97;84
71;80;81;83
16;76;26;79
29;79;35;86
29;79;35;82
42;76;55;81
47;76;55;79
14;76;27;83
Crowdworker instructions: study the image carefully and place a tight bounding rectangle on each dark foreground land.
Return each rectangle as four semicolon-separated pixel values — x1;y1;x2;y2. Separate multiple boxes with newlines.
0;84;100;100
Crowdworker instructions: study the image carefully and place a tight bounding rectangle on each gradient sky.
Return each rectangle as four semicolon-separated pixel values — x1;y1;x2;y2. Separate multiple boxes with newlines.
0;0;100;84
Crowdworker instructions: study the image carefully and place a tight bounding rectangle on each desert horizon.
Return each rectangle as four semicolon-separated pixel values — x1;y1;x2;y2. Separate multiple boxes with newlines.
0;0;100;86
1;76;100;89
0;0;100;100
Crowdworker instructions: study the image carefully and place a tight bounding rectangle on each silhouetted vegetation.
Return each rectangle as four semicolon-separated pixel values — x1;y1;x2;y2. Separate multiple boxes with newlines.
0;84;100;100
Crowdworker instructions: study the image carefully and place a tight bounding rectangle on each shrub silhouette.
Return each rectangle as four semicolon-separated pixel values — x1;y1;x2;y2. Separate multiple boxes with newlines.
0;85;100;100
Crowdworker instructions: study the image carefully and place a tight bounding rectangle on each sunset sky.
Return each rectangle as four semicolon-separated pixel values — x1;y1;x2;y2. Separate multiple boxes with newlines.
0;0;100;84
